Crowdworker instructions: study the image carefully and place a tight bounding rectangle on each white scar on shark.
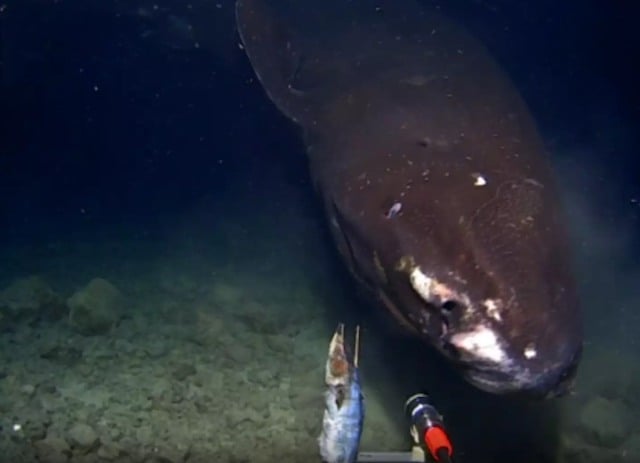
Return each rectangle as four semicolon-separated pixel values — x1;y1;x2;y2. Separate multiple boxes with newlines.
450;325;507;363
409;266;470;308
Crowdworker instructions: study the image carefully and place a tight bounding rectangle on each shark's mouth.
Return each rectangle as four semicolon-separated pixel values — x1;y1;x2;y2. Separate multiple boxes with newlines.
456;338;581;398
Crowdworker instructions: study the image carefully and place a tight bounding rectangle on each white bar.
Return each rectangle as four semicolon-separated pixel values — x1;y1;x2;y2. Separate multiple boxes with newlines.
357;451;424;462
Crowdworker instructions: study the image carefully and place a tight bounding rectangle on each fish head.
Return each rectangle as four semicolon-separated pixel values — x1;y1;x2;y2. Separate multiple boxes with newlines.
326;137;582;398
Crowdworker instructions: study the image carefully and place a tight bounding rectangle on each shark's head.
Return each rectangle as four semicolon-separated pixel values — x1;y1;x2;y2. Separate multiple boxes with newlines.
327;134;583;398
398;258;582;398
235;0;583;398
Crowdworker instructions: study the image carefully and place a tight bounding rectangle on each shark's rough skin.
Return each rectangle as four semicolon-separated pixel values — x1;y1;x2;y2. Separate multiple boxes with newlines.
235;0;582;397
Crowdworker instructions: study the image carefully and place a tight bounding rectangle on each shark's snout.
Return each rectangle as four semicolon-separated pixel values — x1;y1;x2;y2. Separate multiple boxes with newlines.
451;329;582;398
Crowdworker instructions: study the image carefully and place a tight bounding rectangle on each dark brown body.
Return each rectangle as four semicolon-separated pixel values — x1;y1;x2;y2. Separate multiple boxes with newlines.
236;0;582;396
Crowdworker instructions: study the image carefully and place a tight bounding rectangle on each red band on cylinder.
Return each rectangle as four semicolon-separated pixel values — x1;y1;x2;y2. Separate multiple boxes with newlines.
424;426;453;461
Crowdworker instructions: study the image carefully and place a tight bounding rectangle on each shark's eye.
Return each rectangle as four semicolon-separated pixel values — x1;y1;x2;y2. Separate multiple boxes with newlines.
442;299;462;312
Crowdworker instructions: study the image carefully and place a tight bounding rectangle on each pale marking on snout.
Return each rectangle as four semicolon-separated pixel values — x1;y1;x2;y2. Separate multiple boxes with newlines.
483;298;503;322
450;325;507;363
408;266;435;301
408;266;471;310
524;343;537;359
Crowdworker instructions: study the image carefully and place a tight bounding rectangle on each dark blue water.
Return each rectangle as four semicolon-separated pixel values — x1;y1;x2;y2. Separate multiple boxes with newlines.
1;1;638;462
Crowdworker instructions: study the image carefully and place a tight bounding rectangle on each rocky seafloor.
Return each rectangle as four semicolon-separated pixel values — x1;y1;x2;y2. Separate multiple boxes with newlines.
1;207;639;463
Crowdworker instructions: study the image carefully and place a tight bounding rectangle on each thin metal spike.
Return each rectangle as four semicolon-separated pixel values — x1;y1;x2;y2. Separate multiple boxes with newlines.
354;325;360;368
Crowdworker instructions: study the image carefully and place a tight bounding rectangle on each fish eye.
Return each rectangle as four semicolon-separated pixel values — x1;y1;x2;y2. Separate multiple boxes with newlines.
334;386;346;408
